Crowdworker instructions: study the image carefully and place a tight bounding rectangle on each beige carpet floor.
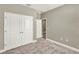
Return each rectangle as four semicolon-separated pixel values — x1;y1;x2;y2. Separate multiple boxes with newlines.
1;39;79;54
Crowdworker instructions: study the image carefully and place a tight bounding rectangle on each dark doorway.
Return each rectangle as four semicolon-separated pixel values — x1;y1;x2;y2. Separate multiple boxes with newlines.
42;18;46;39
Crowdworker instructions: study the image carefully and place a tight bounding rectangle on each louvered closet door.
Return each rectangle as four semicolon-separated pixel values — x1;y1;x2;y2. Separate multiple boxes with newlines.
4;12;20;50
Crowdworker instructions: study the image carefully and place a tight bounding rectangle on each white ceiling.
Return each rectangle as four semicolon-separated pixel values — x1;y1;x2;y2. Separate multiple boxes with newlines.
24;4;64;13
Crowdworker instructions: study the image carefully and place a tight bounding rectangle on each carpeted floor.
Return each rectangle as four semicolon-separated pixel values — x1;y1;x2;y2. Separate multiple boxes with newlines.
1;39;79;54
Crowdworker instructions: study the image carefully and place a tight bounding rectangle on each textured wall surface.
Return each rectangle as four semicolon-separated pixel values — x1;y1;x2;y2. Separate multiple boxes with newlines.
41;4;79;49
0;4;39;50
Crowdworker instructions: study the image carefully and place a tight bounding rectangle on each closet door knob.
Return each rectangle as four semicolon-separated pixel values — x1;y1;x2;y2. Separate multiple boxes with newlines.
19;32;24;33
21;32;23;33
20;32;21;33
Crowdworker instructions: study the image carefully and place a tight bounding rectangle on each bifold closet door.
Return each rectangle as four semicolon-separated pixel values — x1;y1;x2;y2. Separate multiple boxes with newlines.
4;12;20;50
4;12;33;50
24;16;33;43
20;15;33;45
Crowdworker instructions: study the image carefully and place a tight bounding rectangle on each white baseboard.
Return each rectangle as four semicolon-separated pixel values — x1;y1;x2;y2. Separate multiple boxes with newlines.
47;38;79;52
0;40;37;53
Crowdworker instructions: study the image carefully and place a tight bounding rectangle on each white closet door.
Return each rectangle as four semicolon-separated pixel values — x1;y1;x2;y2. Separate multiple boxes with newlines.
19;15;25;45
4;12;20;50
4;12;33;50
21;16;33;45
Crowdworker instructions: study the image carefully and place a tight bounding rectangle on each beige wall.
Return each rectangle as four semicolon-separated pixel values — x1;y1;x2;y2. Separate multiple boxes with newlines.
0;4;40;50
0;11;4;50
41;4;79;49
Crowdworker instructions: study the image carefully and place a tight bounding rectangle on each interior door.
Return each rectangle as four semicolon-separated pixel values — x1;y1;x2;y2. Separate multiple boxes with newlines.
36;20;42;38
4;12;20;50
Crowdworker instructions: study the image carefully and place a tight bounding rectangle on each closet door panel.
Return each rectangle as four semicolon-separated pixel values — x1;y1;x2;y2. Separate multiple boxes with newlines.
18;15;25;45
4;13;20;49
4;13;12;49
24;16;33;43
20;16;33;45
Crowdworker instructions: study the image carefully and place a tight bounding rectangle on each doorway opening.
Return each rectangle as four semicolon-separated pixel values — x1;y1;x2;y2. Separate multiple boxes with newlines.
42;18;47;39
